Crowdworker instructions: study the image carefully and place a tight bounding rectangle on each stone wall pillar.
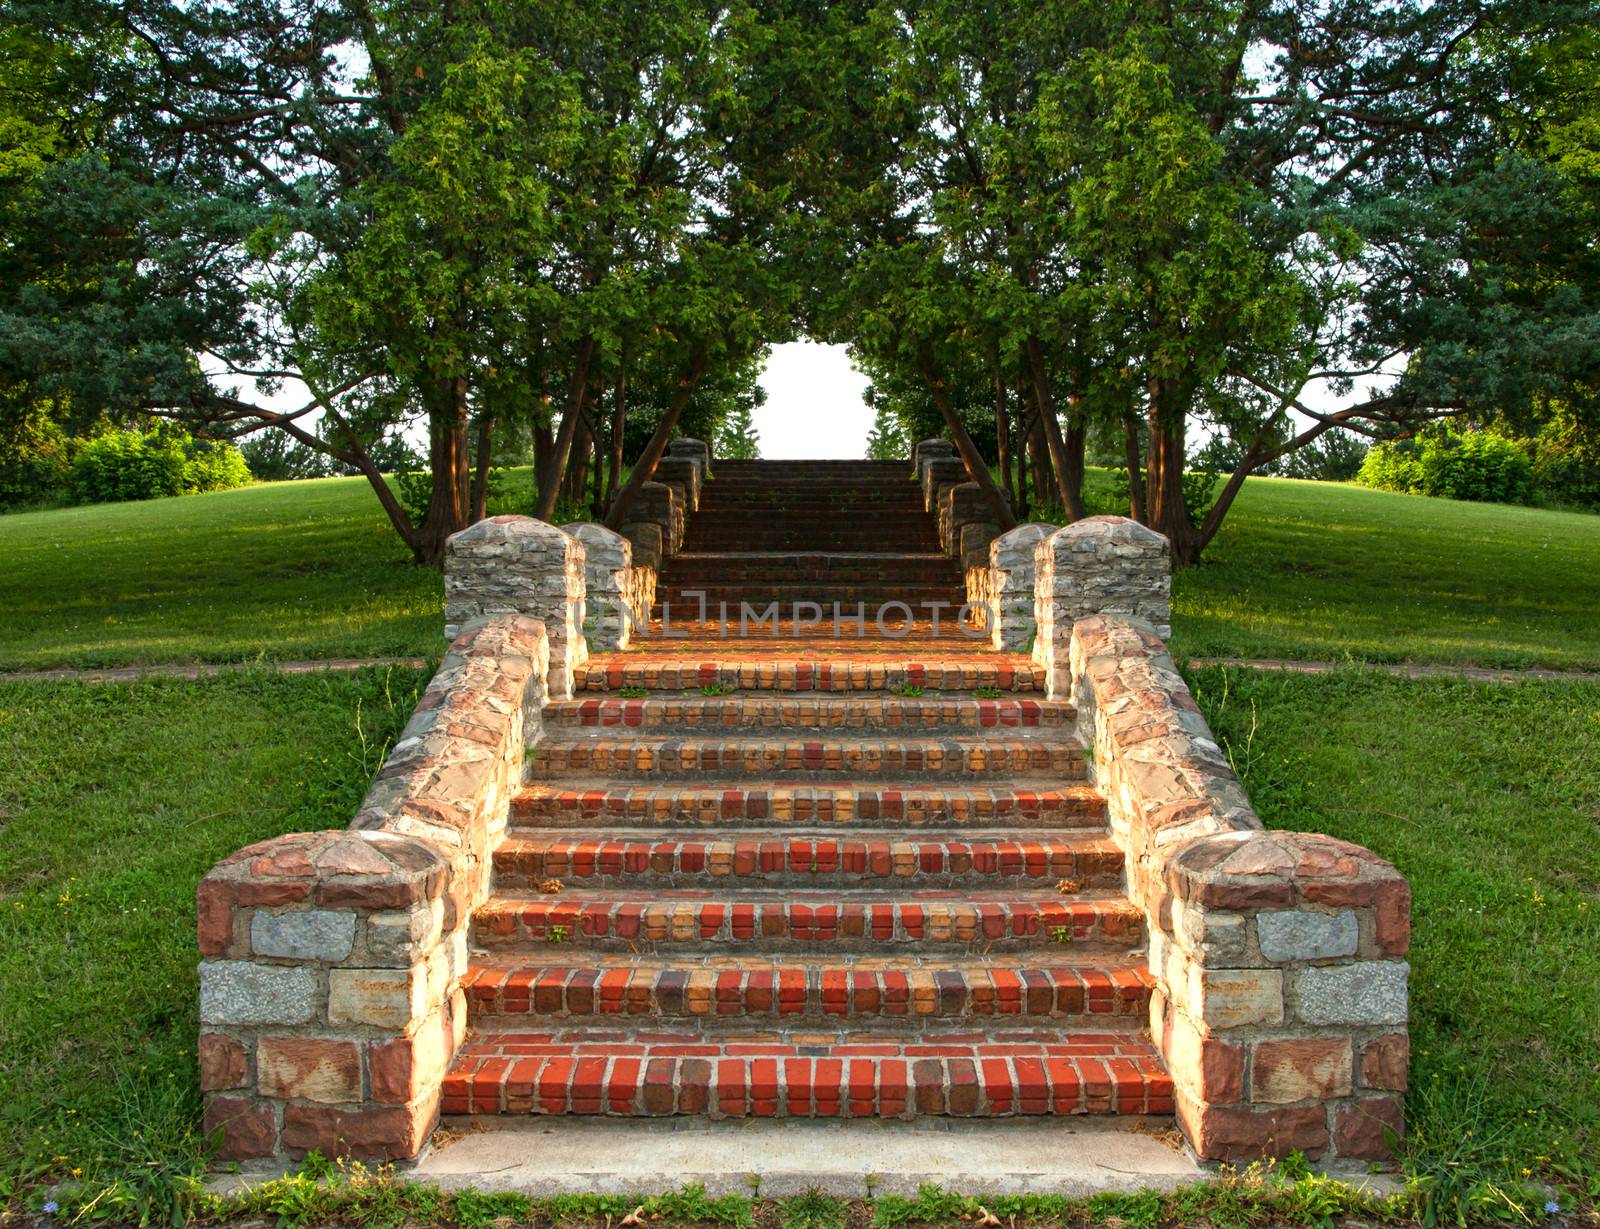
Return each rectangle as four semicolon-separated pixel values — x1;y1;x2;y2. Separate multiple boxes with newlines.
959;521;999;615
444;516;586;699
920;457;966;514
1033;515;1171;698
654;457;703;511
988;522;1058;651
562;522;647;650
667;436;712;479
938;482;988;555
1070;616;1409;1163
198;616;550;1165
911;437;955;479
632;481;685;557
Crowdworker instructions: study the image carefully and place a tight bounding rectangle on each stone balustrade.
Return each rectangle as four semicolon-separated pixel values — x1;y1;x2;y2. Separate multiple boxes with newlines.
196;616;550;1164
988;522;1058;651
562;522;654;650
1033;515;1171;699
1067;616;1409;1161
444;516;586;699
633;481;685;557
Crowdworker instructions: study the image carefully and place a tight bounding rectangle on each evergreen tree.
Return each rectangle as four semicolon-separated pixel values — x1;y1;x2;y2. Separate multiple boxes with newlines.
716;398;762;460
864;399;909;461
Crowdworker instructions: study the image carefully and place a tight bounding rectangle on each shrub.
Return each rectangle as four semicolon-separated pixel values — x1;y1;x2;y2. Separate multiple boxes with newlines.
69;429;252;505
1358;429;1535;505
0;419;72;510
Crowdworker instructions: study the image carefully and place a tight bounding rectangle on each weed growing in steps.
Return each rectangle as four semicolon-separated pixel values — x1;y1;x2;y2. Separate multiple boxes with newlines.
21;1153;1587;1229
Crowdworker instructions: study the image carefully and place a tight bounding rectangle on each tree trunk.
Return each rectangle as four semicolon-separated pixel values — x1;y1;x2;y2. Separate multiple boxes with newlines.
1063;394;1087;522
1024;336;1083;521
534;335;597;521
470;410;494;524
1123;413;1147;523
993;355;1015;510
1146;378;1203;565
590;409;607;520
604;350;707;529
413;378;472;566
1021;380;1048;513
608;348;628;502
918;348;1016;531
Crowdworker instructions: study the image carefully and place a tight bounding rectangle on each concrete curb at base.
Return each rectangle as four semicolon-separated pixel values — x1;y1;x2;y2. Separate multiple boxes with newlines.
205;1118;1403;1201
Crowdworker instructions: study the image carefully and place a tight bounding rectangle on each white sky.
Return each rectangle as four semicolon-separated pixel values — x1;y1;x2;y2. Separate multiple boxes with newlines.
753;341;874;459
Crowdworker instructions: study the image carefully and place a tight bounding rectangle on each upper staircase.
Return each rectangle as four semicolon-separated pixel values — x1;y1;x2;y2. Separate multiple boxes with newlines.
442;460;1172;1121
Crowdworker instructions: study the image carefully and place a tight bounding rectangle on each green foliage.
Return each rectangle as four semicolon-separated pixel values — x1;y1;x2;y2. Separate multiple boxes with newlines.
68;429;251;506
780;1188;848;1229
865;401;911;461
0;411;71;510
714;400;762;461
1358;431;1536;506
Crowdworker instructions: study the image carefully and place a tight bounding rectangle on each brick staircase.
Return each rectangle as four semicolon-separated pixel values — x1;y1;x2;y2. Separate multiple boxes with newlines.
442;460;1173;1122
656;459;964;619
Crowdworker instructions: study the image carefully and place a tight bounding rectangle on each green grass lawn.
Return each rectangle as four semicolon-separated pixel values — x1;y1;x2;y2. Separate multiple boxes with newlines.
4;470;1596;672
0;667;430;1216
1169;479;1600;671
0;479;444;671
1188;666;1600;1209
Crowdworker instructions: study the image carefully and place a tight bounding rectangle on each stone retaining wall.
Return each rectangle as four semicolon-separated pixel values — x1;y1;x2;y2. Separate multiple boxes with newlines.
988;522;1058;651
1067;616;1409;1161
444;517;585;699
197;616;550;1164
563;522;654;650
1034;516;1171;699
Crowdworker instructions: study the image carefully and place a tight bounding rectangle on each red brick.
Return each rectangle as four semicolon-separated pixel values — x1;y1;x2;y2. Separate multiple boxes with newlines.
1360;1033;1409;1092
196;879;236;956
1376;878;1411;955
1251;1038;1352;1104
257;1037;362;1104
1181;1099;1329;1161
198;1034;248;1092
281;1100;436;1162
1334;1095;1403;1160
204;1095;277;1160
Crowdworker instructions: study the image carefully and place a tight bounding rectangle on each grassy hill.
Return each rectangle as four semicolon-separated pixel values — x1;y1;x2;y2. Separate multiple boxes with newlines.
1;470;1596;671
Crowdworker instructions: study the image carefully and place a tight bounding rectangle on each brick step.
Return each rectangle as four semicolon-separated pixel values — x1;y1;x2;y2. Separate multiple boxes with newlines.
682;536;944;552
711;461;912;474
462;956;1154;1024
654;586;966;607
543;695;1075;733
692;503;930;517
661;554;963;582
529;734;1085;781
510;780;1103;829
493;830;1123;889
442;1027;1174;1118
472;889;1143;952
575;658;1040;693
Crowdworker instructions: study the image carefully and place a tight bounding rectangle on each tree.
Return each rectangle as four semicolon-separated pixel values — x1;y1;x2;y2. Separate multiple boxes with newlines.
864;396;909;460
715;395;763;460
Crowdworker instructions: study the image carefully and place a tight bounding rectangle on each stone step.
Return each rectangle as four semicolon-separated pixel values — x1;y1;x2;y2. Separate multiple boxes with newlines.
529;734;1085;781
462;956;1154;1024
575;658;1038;693
471;889;1143;953
509;780;1105;829
493;830;1123;889
442;1027;1174;1118
542;695;1075;733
